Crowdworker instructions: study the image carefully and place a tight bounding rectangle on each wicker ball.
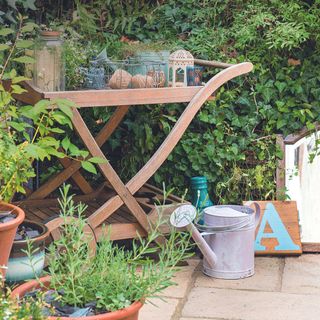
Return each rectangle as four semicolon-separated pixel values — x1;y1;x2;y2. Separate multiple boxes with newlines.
131;74;153;88
147;70;166;87
108;69;132;89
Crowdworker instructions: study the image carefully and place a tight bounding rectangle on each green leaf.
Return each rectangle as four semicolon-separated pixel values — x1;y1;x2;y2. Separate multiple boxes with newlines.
16;40;34;49
21;22;38;33
12;76;30;83
61;137;71;150
0;28;14;36
11;84;27;94
57;103;74;119
88;157;107;164
81;161;97;174
50;127;65;134
8;121;26;132
33;100;50;114
0;44;10;51
13;56;35;64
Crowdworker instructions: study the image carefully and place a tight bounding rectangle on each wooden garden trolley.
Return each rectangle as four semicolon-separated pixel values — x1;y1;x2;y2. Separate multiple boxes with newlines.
13;59;253;248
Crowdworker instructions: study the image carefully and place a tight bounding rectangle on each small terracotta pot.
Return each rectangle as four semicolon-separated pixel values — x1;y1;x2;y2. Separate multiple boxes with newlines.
0;202;25;280
11;276;143;320
40;30;61;38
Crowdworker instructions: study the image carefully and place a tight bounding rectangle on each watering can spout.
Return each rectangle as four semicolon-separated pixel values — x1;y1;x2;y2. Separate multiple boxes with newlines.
170;205;217;269
189;223;218;268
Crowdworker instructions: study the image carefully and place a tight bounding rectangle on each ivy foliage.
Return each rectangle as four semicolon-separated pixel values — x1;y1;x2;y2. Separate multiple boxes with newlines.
3;1;320;203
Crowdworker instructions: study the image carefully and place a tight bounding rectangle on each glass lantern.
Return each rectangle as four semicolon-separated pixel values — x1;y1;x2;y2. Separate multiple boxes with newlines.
168;50;194;87
33;31;65;91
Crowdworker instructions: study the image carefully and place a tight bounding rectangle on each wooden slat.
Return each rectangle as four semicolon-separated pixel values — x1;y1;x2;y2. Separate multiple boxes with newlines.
15;192;100;208
276;134;286;199
95;223;147;241
302;242;320;253
284;123;320;145
43;87;204;107
194;58;233;69
24;210;42;223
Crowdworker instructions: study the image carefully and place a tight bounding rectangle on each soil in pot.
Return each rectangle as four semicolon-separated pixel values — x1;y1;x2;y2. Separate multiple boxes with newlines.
0;203;25;280
12;276;143;320
6;220;49;282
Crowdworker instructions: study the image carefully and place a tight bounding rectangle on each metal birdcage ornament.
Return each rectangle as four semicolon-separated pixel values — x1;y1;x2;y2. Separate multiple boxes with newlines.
169;50;194;87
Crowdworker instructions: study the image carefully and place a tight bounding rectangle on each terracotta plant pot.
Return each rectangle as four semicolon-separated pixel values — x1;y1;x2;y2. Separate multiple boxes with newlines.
6;220;49;282
11;276;144;320
40;30;61;38
0;202;25;280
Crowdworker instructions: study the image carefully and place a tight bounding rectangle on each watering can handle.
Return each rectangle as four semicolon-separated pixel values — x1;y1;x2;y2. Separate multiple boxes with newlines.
243;201;261;228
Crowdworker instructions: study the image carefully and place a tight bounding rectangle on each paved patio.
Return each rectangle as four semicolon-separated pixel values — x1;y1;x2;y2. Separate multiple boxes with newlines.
140;254;320;320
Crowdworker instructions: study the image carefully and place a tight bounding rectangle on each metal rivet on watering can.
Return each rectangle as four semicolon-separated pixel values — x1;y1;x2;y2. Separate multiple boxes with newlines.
190;176;213;224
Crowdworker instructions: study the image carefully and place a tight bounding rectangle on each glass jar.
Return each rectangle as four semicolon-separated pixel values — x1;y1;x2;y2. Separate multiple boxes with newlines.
33;31;65;91
191;176;214;224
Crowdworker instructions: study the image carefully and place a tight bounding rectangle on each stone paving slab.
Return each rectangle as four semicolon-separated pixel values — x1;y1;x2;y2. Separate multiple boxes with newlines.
195;257;283;292
182;287;320;320
180;318;226;320
161;259;199;298
140;297;180;320
282;254;320;295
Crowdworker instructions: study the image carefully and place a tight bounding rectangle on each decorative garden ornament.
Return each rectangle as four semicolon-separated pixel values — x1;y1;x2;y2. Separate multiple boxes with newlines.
168;49;194;87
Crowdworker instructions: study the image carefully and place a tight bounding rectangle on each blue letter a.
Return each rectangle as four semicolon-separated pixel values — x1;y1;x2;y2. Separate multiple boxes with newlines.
255;203;300;251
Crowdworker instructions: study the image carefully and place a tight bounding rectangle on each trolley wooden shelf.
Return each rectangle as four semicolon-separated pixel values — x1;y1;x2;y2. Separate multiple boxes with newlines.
13;59;253;243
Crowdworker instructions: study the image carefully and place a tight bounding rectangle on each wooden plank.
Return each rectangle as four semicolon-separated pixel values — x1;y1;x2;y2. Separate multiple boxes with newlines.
43;87;204;107
24;209;42;223
3;80;44;105
251;201;302;255
59;157;94;194
276;134;286;199
302;242;320;253
16;192;100;208
29;208;50;221
284;123;320;145
194;58;233;69
94;223;147;241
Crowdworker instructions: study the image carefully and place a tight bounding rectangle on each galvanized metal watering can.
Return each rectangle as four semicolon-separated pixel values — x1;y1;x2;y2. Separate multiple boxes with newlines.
170;202;260;279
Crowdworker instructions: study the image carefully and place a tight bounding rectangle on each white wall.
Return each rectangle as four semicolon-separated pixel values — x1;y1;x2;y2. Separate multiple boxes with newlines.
285;134;320;242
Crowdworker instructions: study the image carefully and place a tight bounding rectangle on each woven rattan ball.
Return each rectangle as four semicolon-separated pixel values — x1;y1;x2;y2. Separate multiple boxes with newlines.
131;74;153;88
108;69;132;89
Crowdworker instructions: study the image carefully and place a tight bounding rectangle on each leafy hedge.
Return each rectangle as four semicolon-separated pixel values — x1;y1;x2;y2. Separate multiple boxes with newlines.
104;0;320;203
2;0;320;203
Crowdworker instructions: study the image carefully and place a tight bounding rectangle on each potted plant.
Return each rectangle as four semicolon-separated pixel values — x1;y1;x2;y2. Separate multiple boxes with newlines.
0;203;25;280
12;185;193;319
0;15;101;279
6;220;50;282
0;273;45;320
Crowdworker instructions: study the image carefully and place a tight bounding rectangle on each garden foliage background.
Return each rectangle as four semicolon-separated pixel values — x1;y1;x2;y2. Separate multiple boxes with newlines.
1;0;320;203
